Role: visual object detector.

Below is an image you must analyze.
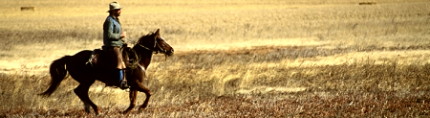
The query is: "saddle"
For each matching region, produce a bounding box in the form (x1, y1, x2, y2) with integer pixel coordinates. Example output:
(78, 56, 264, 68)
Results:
(86, 46, 138, 70)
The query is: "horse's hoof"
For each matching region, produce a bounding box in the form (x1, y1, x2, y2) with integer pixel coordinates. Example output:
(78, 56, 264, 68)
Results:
(123, 107, 134, 114)
(94, 109, 102, 116)
(123, 110, 131, 114)
(96, 113, 105, 116)
(138, 107, 146, 113)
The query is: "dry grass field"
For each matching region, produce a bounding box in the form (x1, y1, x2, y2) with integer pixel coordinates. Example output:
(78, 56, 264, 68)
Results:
(1, 0, 430, 117)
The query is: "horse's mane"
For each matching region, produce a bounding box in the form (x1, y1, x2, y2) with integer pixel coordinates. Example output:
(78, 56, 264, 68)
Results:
(136, 32, 157, 44)
(127, 32, 157, 69)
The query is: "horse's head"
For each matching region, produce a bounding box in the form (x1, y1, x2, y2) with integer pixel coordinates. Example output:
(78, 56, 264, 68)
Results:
(136, 29, 174, 56)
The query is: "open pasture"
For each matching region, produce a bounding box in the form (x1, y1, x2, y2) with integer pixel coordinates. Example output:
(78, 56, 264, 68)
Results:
(1, 0, 430, 117)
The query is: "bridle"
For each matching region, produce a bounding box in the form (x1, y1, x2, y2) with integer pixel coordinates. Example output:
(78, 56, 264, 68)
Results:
(137, 43, 153, 51)
(136, 38, 168, 54)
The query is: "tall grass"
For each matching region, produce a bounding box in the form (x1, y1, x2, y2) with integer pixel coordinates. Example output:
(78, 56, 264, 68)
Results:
(1, 0, 430, 117)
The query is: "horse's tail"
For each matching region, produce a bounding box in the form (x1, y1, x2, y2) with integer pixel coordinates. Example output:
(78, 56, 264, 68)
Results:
(39, 56, 71, 97)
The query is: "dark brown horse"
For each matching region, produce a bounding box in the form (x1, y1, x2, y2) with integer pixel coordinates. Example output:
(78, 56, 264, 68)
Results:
(39, 29, 174, 115)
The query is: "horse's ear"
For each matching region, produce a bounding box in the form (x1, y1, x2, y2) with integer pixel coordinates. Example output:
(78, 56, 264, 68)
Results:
(155, 29, 160, 37)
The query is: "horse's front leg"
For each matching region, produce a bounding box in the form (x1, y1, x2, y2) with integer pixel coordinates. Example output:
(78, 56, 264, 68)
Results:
(124, 81, 151, 113)
(135, 83, 152, 111)
(141, 89, 151, 111)
(123, 89, 137, 114)
(127, 66, 152, 112)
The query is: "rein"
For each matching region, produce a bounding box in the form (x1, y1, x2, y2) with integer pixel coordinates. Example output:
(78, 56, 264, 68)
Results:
(136, 43, 167, 54)
(137, 43, 153, 51)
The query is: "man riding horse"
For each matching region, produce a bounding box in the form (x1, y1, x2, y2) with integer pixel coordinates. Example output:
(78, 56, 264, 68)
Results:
(39, 1, 175, 114)
(103, 1, 128, 89)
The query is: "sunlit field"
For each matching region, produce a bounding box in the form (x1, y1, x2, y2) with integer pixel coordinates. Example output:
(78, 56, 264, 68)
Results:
(1, 0, 430, 117)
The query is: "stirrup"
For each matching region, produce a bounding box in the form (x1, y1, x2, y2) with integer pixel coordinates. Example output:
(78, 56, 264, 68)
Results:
(119, 80, 129, 90)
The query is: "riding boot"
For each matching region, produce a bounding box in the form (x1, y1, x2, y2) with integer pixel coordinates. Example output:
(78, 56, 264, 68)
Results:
(116, 69, 129, 89)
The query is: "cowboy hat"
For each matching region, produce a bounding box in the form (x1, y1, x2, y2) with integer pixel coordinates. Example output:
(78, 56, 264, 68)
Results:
(108, 1, 121, 12)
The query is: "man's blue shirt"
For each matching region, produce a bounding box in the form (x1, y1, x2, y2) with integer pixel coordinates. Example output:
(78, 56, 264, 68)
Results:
(103, 15, 124, 47)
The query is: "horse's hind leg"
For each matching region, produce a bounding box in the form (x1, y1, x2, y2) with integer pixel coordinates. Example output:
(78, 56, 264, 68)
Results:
(74, 82, 100, 115)
(123, 89, 137, 114)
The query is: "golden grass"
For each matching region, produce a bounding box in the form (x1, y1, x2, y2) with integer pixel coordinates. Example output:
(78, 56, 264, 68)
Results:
(1, 0, 430, 117)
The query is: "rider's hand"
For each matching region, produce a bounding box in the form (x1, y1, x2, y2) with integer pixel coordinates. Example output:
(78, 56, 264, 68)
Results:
(121, 31, 127, 39)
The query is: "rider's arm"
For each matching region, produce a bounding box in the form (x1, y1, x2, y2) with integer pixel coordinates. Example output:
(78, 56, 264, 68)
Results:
(106, 18, 122, 41)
